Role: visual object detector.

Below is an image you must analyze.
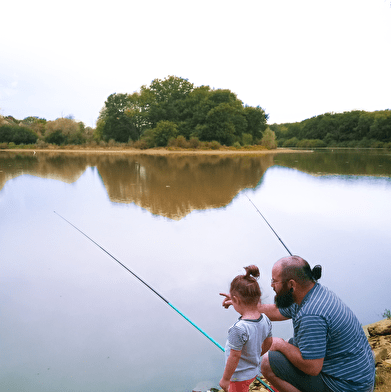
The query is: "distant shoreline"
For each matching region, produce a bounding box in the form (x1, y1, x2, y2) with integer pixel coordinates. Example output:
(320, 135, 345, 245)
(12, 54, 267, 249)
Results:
(1, 147, 304, 156)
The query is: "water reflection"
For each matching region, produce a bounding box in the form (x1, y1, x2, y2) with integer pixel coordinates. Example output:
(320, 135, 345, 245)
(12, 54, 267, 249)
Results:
(1, 150, 391, 392)
(0, 152, 276, 219)
(274, 149, 391, 176)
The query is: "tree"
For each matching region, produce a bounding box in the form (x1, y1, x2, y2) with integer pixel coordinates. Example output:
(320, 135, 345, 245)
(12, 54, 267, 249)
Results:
(198, 103, 238, 146)
(99, 93, 138, 143)
(22, 116, 47, 137)
(45, 118, 86, 145)
(355, 112, 374, 140)
(98, 76, 269, 147)
(188, 90, 249, 145)
(368, 111, 391, 141)
(261, 128, 277, 149)
(153, 121, 178, 147)
(0, 125, 38, 144)
(124, 92, 151, 140)
(177, 85, 211, 138)
(243, 106, 268, 142)
(144, 76, 194, 127)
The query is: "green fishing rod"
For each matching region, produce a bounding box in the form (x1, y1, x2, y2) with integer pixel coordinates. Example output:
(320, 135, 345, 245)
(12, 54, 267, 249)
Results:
(55, 211, 276, 392)
(54, 211, 224, 351)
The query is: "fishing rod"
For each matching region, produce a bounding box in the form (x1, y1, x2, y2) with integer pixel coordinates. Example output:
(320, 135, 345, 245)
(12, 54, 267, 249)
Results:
(245, 194, 292, 256)
(54, 211, 224, 351)
(54, 211, 277, 392)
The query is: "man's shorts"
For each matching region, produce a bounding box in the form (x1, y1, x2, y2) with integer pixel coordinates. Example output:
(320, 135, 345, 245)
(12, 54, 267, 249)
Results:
(268, 350, 333, 392)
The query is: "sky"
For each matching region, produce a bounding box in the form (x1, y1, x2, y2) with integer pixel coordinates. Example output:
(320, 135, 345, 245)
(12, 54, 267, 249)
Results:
(1, 0, 390, 128)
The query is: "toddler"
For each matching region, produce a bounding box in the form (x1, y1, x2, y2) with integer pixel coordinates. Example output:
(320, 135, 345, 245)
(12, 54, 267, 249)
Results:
(220, 265, 272, 392)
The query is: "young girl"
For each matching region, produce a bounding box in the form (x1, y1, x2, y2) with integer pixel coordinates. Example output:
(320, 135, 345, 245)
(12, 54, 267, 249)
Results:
(220, 265, 273, 392)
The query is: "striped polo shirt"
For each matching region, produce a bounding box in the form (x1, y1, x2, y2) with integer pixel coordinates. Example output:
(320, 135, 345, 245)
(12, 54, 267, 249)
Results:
(279, 283, 375, 392)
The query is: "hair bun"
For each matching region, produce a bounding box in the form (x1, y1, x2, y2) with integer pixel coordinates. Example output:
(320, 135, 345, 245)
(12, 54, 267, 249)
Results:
(312, 265, 322, 280)
(244, 265, 260, 279)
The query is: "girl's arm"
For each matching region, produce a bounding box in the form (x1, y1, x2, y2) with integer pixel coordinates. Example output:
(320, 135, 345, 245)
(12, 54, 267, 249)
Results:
(219, 349, 241, 392)
(261, 336, 273, 356)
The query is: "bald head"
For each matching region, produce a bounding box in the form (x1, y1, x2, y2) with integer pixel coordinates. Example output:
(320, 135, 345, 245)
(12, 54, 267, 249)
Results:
(275, 255, 320, 287)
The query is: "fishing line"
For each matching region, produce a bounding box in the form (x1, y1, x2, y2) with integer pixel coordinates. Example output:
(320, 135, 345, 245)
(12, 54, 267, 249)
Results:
(245, 194, 292, 256)
(54, 211, 276, 392)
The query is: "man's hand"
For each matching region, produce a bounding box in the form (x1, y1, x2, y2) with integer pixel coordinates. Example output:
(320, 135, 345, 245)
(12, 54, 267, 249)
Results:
(219, 377, 230, 392)
(270, 337, 285, 351)
(219, 292, 232, 309)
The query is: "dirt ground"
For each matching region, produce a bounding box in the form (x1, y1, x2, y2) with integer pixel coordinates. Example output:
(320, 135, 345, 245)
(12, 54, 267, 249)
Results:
(375, 367, 391, 391)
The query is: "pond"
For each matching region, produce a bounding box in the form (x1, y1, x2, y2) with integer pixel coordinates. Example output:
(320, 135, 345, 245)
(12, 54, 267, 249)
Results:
(1, 149, 391, 392)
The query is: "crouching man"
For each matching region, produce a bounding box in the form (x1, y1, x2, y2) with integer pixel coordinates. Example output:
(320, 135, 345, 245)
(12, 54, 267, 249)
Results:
(222, 256, 375, 392)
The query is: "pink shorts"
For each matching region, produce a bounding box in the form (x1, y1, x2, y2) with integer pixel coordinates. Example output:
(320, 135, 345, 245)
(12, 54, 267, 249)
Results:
(229, 376, 256, 392)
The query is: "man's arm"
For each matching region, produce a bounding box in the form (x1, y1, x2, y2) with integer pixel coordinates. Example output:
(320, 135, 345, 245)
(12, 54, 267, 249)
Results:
(257, 303, 289, 322)
(271, 338, 324, 376)
(220, 293, 288, 321)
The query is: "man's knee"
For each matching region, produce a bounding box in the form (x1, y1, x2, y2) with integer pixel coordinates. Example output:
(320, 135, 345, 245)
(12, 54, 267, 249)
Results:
(261, 353, 274, 378)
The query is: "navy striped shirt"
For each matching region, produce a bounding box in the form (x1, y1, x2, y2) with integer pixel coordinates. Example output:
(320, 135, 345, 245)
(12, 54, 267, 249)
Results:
(279, 283, 375, 392)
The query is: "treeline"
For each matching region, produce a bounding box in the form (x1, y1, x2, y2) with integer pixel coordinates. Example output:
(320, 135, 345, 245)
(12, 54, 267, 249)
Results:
(2, 76, 390, 150)
(0, 115, 93, 147)
(270, 110, 391, 148)
(95, 76, 271, 148)
(0, 76, 275, 150)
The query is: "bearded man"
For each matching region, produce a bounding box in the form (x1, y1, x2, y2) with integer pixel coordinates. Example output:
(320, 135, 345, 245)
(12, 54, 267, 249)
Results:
(221, 256, 375, 392)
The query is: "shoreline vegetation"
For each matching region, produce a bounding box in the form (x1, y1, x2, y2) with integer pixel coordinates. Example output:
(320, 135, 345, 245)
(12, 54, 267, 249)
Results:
(2, 144, 390, 157)
(1, 76, 389, 153)
(0, 145, 299, 155)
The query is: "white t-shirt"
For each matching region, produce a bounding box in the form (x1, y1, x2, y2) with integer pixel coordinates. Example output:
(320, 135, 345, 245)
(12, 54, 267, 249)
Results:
(225, 313, 272, 382)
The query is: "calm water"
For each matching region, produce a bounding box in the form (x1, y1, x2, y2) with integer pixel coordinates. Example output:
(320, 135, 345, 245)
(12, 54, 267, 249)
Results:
(1, 149, 391, 392)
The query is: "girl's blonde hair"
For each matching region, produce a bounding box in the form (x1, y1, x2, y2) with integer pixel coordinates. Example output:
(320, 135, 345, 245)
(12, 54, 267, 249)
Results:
(230, 265, 261, 306)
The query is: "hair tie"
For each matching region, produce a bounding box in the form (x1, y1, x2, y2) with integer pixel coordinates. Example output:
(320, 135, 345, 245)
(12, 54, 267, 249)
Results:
(311, 265, 322, 281)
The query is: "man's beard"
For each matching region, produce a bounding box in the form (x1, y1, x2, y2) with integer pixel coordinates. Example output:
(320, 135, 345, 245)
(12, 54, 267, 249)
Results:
(274, 285, 294, 309)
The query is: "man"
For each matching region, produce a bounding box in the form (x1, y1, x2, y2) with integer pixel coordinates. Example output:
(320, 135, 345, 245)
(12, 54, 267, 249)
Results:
(221, 256, 375, 392)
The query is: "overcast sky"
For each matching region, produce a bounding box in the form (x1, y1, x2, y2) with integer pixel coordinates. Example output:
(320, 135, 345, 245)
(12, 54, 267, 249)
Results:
(1, 0, 390, 127)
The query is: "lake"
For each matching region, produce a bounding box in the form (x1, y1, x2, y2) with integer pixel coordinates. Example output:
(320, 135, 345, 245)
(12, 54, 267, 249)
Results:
(1, 149, 391, 392)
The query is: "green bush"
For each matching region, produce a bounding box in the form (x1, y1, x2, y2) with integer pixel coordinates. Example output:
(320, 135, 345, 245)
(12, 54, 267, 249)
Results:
(0, 125, 38, 144)
(189, 136, 200, 149)
(45, 130, 67, 145)
(369, 140, 384, 148)
(297, 139, 327, 148)
(153, 121, 178, 147)
(242, 133, 253, 146)
(132, 139, 149, 149)
(139, 129, 156, 148)
(168, 135, 190, 148)
(210, 140, 221, 150)
(261, 128, 277, 149)
(233, 141, 241, 149)
(357, 137, 371, 148)
(283, 137, 299, 147)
